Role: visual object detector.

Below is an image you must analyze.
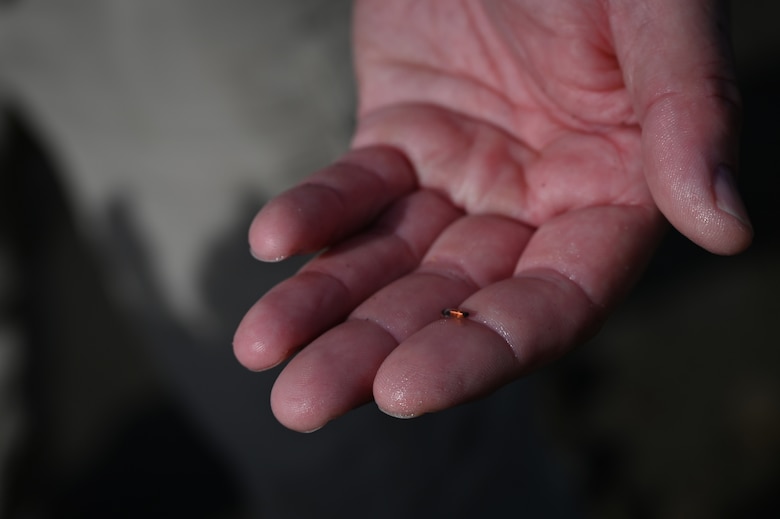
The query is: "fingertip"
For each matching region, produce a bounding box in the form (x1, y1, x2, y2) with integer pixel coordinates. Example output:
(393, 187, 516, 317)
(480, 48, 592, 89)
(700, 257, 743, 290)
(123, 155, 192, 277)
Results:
(373, 371, 427, 419)
(232, 318, 264, 371)
(651, 161, 753, 256)
(247, 197, 309, 262)
(232, 304, 285, 372)
(270, 382, 329, 433)
(270, 319, 398, 431)
(248, 146, 418, 261)
(647, 198, 753, 257)
(372, 336, 445, 419)
(232, 278, 323, 372)
(373, 320, 518, 419)
(269, 352, 337, 433)
(684, 210, 753, 256)
(232, 334, 263, 372)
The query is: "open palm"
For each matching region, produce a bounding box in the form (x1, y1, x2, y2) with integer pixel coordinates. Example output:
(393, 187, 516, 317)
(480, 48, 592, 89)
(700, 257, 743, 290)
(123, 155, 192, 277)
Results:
(234, 0, 751, 432)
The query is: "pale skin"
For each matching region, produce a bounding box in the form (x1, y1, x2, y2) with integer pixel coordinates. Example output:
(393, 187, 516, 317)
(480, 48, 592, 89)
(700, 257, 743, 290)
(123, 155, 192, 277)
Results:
(233, 0, 753, 432)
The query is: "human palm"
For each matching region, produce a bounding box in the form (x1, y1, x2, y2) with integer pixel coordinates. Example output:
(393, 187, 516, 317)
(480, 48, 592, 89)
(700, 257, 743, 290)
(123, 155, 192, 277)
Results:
(234, 0, 751, 432)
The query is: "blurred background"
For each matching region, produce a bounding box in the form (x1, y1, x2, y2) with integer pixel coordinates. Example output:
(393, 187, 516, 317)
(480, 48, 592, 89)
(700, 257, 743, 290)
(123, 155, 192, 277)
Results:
(0, 1, 777, 517)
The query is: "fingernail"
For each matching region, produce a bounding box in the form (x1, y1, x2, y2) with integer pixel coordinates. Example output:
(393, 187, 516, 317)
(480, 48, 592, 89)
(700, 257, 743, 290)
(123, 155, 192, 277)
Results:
(714, 165, 752, 230)
(378, 407, 419, 419)
(249, 247, 287, 262)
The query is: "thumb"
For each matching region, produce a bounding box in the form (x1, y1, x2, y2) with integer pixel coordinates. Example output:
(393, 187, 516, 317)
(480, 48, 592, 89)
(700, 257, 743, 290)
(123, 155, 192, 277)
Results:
(611, 0, 752, 254)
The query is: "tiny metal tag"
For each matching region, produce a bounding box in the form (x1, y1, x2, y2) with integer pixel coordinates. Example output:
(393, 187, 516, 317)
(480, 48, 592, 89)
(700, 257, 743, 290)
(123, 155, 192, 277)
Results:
(441, 308, 469, 319)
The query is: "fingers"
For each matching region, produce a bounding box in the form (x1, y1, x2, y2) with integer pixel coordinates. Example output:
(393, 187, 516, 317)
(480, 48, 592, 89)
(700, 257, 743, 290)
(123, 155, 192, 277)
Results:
(248, 146, 416, 261)
(268, 205, 660, 429)
(233, 189, 460, 371)
(269, 274, 470, 432)
(610, 0, 752, 254)
(373, 204, 664, 418)
(270, 215, 534, 431)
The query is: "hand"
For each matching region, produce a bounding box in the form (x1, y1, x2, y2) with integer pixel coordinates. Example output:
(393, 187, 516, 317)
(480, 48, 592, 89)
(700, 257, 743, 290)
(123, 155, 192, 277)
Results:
(234, 0, 752, 432)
